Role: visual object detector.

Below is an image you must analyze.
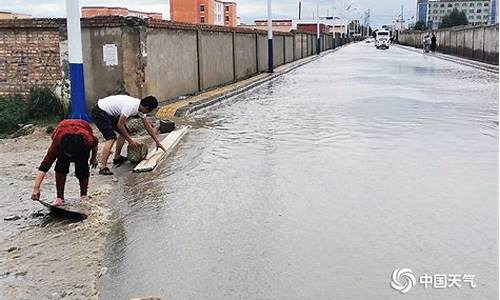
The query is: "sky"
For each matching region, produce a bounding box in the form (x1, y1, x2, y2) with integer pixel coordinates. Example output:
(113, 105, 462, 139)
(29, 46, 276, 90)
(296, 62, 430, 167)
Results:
(0, 0, 416, 28)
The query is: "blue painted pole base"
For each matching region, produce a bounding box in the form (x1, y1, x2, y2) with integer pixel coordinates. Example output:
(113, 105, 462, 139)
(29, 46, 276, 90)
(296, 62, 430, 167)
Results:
(268, 38, 274, 73)
(68, 63, 91, 122)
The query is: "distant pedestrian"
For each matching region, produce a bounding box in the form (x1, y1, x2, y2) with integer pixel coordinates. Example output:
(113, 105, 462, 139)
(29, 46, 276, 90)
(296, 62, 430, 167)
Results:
(431, 33, 437, 52)
(91, 95, 166, 175)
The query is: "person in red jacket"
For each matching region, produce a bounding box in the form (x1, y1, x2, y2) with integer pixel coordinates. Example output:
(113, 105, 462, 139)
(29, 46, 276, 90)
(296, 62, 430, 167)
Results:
(31, 119, 99, 206)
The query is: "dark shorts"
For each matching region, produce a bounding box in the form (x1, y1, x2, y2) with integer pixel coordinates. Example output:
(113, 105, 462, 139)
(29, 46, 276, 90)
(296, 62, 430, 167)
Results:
(91, 105, 129, 140)
(54, 150, 90, 179)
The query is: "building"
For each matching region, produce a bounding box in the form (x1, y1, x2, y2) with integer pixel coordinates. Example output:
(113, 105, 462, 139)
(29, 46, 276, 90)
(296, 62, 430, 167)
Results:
(169, 0, 237, 27)
(0, 11, 32, 19)
(417, 0, 429, 22)
(491, 0, 498, 23)
(82, 7, 163, 19)
(426, 0, 492, 29)
(253, 19, 294, 32)
(296, 22, 331, 34)
(251, 19, 331, 34)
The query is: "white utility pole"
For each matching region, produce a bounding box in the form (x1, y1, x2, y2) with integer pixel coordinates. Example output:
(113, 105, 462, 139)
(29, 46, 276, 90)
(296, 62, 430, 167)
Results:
(267, 0, 273, 73)
(317, 0, 321, 54)
(66, 0, 89, 121)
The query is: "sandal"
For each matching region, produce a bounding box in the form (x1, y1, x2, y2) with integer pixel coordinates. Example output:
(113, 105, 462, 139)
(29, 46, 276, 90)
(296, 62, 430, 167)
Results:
(113, 155, 128, 166)
(52, 198, 65, 207)
(99, 167, 114, 176)
(80, 195, 90, 204)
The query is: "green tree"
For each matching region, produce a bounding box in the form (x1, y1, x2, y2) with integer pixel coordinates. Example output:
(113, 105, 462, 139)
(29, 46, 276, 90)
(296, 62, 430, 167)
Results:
(414, 20, 428, 31)
(440, 8, 468, 28)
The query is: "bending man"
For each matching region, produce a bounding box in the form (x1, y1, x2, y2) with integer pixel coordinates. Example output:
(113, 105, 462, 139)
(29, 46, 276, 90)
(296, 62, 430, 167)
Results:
(91, 95, 166, 175)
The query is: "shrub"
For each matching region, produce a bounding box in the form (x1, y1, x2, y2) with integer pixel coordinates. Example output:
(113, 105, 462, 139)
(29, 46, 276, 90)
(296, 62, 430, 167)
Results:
(0, 94, 28, 134)
(26, 87, 65, 120)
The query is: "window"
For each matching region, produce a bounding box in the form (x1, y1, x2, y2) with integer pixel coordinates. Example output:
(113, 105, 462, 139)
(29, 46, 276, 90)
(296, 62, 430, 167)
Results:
(225, 6, 229, 12)
(469, 9, 475, 12)
(448, 3, 452, 7)
(200, 17, 205, 23)
(440, 4, 445, 7)
(470, 3, 475, 6)
(477, 9, 482, 13)
(484, 2, 489, 6)
(225, 16, 229, 21)
(200, 4, 204, 12)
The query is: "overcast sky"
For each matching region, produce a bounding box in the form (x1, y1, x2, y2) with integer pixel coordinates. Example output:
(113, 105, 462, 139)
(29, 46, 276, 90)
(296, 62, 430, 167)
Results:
(1, 0, 416, 28)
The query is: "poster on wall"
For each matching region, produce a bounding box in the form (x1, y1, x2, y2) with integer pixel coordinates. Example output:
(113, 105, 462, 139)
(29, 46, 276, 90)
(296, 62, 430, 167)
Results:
(103, 44, 118, 66)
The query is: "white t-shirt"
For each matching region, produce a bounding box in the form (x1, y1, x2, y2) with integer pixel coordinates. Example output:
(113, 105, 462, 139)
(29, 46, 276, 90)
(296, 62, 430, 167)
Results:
(97, 95, 145, 118)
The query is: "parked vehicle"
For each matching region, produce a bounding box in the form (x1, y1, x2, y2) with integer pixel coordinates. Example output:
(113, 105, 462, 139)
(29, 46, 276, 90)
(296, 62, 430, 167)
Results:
(375, 30, 390, 49)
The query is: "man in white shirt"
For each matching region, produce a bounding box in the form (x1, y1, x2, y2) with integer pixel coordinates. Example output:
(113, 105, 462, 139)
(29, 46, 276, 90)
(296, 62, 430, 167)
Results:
(91, 95, 166, 175)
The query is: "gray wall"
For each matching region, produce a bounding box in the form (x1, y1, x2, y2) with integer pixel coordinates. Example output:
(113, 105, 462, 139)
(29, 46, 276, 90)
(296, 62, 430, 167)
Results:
(398, 24, 499, 65)
(234, 32, 258, 80)
(143, 28, 199, 101)
(82, 26, 125, 110)
(0, 17, 349, 106)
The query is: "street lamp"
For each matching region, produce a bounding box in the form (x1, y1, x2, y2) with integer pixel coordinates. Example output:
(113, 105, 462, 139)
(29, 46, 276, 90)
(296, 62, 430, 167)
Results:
(66, 0, 90, 121)
(267, 0, 273, 73)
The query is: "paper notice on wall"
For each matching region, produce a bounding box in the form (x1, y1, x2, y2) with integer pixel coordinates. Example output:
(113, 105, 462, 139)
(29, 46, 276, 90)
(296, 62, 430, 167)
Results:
(103, 44, 118, 66)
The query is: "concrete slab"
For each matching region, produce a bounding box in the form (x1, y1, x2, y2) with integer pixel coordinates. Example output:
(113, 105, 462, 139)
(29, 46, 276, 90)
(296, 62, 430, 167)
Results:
(133, 127, 189, 173)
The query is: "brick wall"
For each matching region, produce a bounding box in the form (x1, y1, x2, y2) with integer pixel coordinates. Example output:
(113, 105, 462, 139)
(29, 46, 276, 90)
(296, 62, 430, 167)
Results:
(0, 20, 63, 97)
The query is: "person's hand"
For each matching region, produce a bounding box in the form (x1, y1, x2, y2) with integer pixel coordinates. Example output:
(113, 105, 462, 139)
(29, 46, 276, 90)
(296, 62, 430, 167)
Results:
(90, 158, 98, 169)
(31, 187, 40, 201)
(156, 142, 166, 152)
(130, 140, 141, 149)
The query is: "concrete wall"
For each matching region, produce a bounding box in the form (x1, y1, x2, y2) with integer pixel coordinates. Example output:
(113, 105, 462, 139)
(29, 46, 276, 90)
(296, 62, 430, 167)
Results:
(483, 25, 499, 64)
(273, 35, 284, 67)
(199, 30, 234, 90)
(234, 32, 258, 80)
(143, 28, 199, 101)
(257, 33, 268, 73)
(398, 24, 499, 65)
(285, 35, 294, 63)
(0, 17, 348, 106)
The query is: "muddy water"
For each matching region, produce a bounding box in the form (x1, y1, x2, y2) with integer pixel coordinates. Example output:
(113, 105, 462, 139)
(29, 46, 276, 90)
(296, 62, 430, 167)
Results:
(100, 43, 498, 300)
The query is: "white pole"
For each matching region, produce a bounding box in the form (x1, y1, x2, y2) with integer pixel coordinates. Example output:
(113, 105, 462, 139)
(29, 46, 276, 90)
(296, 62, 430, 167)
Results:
(66, 0, 89, 120)
(317, 0, 321, 54)
(267, 0, 273, 72)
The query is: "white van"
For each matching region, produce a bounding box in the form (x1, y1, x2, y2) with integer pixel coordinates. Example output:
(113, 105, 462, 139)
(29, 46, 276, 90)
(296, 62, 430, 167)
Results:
(375, 30, 390, 49)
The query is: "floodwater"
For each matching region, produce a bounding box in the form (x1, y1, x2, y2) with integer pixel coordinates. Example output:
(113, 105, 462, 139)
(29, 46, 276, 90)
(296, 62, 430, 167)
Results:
(100, 43, 498, 300)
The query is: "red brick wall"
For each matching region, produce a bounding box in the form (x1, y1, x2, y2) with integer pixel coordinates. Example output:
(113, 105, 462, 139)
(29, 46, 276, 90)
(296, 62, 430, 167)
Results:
(224, 3, 237, 27)
(0, 26, 62, 97)
(170, 0, 198, 23)
(297, 24, 330, 34)
(82, 7, 162, 19)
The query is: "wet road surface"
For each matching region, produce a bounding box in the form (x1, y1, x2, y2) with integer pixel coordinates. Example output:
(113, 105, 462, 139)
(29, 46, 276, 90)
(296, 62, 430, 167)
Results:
(100, 43, 498, 300)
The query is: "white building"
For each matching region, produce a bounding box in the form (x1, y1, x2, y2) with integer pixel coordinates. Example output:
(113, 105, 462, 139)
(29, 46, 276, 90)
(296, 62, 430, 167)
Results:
(427, 0, 492, 29)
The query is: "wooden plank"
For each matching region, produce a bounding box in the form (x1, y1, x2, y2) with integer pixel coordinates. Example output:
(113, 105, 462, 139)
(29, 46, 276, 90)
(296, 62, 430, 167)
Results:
(133, 126, 189, 173)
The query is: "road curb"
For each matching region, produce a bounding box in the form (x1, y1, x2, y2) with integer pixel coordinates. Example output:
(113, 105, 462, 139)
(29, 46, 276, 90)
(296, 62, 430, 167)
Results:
(156, 43, 353, 119)
(395, 44, 499, 74)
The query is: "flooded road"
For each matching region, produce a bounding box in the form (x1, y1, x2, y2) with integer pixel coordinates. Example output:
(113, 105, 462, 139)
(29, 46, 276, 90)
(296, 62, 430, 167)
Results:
(100, 43, 498, 300)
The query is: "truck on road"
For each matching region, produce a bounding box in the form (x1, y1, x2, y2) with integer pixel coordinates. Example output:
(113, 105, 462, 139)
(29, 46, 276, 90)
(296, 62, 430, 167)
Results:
(375, 30, 390, 50)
